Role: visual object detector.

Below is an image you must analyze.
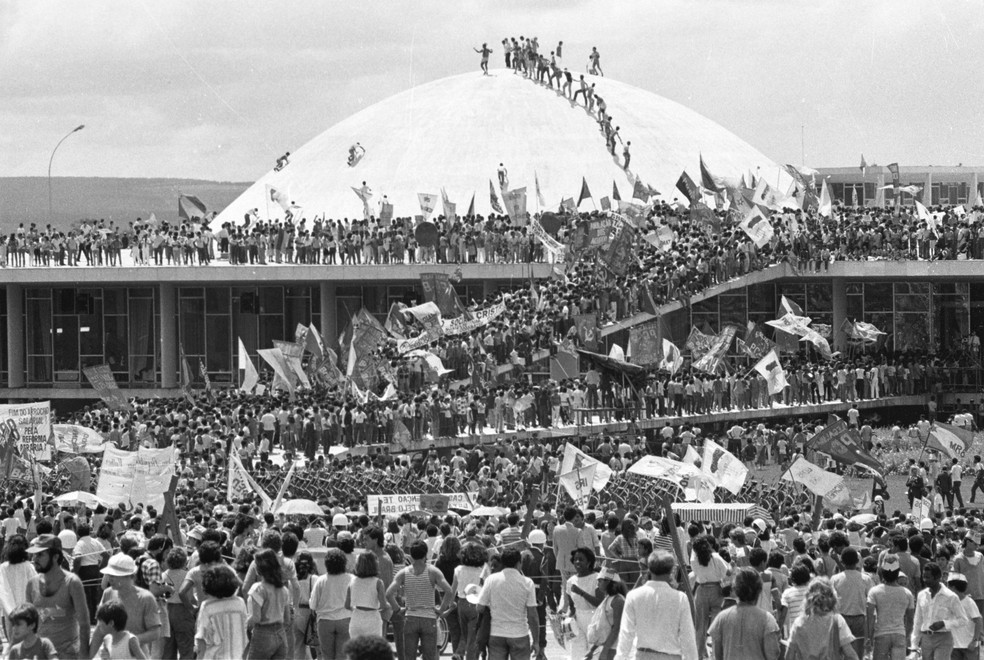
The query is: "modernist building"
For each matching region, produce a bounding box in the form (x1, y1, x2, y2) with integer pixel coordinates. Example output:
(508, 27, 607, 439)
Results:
(816, 165, 984, 207)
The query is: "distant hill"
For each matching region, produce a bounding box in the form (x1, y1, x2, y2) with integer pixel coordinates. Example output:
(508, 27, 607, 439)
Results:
(0, 177, 250, 231)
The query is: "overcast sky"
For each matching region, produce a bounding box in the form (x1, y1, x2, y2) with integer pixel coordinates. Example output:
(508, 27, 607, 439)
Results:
(3, 0, 984, 182)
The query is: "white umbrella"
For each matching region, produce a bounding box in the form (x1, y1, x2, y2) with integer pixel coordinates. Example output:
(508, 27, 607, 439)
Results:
(849, 513, 877, 525)
(275, 499, 325, 516)
(470, 506, 507, 517)
(52, 491, 111, 509)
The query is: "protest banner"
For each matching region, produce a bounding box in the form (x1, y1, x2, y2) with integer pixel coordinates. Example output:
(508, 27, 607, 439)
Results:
(96, 445, 176, 509)
(82, 364, 133, 411)
(692, 325, 738, 374)
(559, 464, 597, 507)
(629, 321, 661, 366)
(560, 443, 613, 492)
(366, 493, 474, 516)
(781, 456, 851, 507)
(701, 439, 748, 495)
(53, 424, 107, 454)
(0, 402, 52, 461)
(627, 455, 703, 489)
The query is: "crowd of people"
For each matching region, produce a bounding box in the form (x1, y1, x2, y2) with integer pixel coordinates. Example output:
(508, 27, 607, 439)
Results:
(0, 388, 982, 660)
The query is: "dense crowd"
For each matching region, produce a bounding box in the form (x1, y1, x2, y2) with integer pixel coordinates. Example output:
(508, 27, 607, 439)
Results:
(0, 387, 982, 660)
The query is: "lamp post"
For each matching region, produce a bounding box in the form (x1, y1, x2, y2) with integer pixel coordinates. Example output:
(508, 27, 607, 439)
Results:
(48, 124, 85, 224)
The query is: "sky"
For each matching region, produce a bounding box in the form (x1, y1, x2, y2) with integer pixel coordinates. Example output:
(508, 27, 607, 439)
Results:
(3, 0, 984, 183)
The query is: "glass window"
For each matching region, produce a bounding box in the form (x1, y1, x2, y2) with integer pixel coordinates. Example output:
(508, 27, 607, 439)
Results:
(693, 299, 717, 315)
(846, 283, 863, 295)
(78, 311, 103, 356)
(863, 283, 893, 311)
(104, 316, 128, 373)
(895, 314, 930, 352)
(205, 316, 232, 373)
(805, 283, 832, 313)
(26, 298, 52, 357)
(719, 293, 746, 328)
(53, 315, 79, 375)
(747, 283, 775, 314)
(205, 288, 230, 315)
(179, 298, 205, 355)
(103, 289, 126, 315)
(259, 287, 283, 314)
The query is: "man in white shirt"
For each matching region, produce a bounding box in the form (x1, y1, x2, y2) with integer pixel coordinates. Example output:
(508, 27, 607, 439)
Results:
(946, 572, 983, 658)
(912, 561, 969, 657)
(616, 550, 697, 660)
(477, 547, 539, 660)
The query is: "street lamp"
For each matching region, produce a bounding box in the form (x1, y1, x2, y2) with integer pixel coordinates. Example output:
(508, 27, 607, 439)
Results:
(48, 124, 85, 225)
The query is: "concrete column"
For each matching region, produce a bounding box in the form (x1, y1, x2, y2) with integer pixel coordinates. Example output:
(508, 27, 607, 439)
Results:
(160, 283, 177, 388)
(832, 279, 847, 352)
(320, 282, 337, 348)
(6, 285, 24, 389)
(874, 173, 886, 207)
(924, 171, 933, 205)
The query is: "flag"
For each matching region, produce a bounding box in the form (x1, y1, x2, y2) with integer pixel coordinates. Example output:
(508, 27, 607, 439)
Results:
(535, 172, 546, 208)
(258, 348, 295, 395)
(420, 273, 464, 318)
(699, 154, 723, 192)
(559, 464, 597, 507)
(228, 453, 272, 510)
(266, 185, 291, 211)
(559, 443, 613, 491)
(860, 154, 867, 176)
(818, 179, 832, 217)
(741, 322, 774, 360)
(660, 339, 684, 374)
(600, 196, 611, 211)
(782, 457, 852, 508)
(574, 313, 599, 350)
(628, 322, 661, 366)
(440, 188, 457, 225)
(351, 185, 372, 204)
(489, 180, 504, 214)
(926, 422, 974, 459)
(178, 194, 207, 220)
(560, 197, 576, 214)
(887, 162, 900, 187)
(503, 187, 528, 225)
(179, 344, 196, 404)
(753, 349, 787, 395)
(392, 419, 412, 449)
(740, 207, 774, 247)
(691, 202, 721, 234)
(418, 192, 438, 220)
(306, 324, 325, 362)
(701, 439, 747, 495)
(613, 181, 622, 202)
(807, 419, 884, 473)
(632, 179, 650, 201)
(780, 295, 805, 317)
(577, 177, 592, 206)
(238, 338, 259, 393)
(466, 193, 475, 218)
(602, 224, 635, 276)
(379, 202, 394, 224)
(676, 171, 700, 203)
(685, 326, 714, 360)
(272, 461, 297, 513)
(608, 344, 626, 362)
(692, 324, 738, 374)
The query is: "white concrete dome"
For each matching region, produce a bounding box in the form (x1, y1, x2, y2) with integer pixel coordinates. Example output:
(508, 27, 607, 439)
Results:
(216, 70, 782, 225)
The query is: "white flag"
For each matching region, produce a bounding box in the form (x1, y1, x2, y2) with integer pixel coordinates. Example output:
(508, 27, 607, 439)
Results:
(740, 206, 774, 248)
(559, 463, 596, 507)
(818, 179, 832, 218)
(781, 456, 851, 507)
(418, 192, 438, 219)
(238, 338, 259, 393)
(608, 344, 626, 362)
(660, 339, 684, 374)
(228, 453, 273, 511)
(753, 349, 788, 395)
(701, 439, 747, 495)
(272, 461, 297, 513)
(560, 443, 612, 492)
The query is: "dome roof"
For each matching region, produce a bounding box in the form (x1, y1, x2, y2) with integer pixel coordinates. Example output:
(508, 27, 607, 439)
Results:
(216, 70, 782, 225)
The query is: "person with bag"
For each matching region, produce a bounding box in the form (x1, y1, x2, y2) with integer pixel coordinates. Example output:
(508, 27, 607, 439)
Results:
(786, 578, 859, 660)
(584, 567, 625, 660)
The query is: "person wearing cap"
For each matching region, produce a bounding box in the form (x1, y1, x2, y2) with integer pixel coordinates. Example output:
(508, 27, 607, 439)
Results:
(865, 554, 914, 659)
(616, 550, 696, 660)
(89, 552, 161, 659)
(946, 571, 983, 659)
(25, 534, 91, 659)
(952, 530, 984, 618)
(912, 560, 969, 658)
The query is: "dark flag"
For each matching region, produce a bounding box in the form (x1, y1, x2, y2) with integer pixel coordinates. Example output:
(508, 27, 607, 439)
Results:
(466, 193, 475, 218)
(577, 177, 592, 207)
(489, 180, 504, 214)
(602, 224, 636, 276)
(690, 202, 721, 234)
(178, 194, 207, 220)
(676, 171, 700, 203)
(613, 181, 622, 202)
(632, 179, 649, 201)
(807, 420, 883, 473)
(421, 272, 465, 318)
(699, 155, 723, 193)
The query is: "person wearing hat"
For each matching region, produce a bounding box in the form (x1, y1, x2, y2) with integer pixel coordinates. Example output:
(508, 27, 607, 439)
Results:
(24, 534, 91, 659)
(91, 553, 162, 658)
(521, 529, 549, 657)
(946, 571, 983, 659)
(865, 554, 914, 657)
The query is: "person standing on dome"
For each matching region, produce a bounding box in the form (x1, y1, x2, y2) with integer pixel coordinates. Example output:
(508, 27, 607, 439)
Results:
(497, 163, 509, 190)
(561, 68, 573, 99)
(622, 142, 631, 171)
(474, 43, 492, 75)
(589, 47, 604, 76)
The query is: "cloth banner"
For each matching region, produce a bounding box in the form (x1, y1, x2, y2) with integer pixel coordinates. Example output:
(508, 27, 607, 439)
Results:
(685, 327, 714, 361)
(418, 193, 437, 219)
(559, 443, 612, 492)
(503, 187, 528, 225)
(385, 303, 411, 339)
(701, 439, 748, 495)
(258, 348, 295, 393)
(692, 325, 738, 373)
(366, 493, 474, 517)
(574, 313, 600, 351)
(96, 446, 176, 509)
(530, 218, 566, 258)
(405, 302, 444, 339)
(559, 464, 597, 507)
(740, 207, 774, 247)
(0, 402, 52, 462)
(602, 224, 636, 276)
(572, 216, 615, 252)
(643, 225, 674, 252)
(628, 456, 703, 489)
(781, 456, 851, 507)
(661, 339, 684, 374)
(808, 420, 884, 473)
(238, 338, 260, 393)
(629, 322, 661, 366)
(53, 424, 107, 454)
(397, 302, 506, 354)
(741, 322, 774, 360)
(421, 272, 464, 318)
(82, 365, 133, 411)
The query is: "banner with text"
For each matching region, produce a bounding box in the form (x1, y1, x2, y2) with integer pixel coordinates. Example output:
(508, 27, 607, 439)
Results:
(96, 446, 176, 509)
(82, 365, 133, 411)
(366, 492, 474, 516)
(0, 402, 52, 461)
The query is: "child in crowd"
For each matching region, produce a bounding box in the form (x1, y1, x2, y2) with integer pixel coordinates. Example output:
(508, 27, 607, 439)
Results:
(93, 600, 146, 660)
(6, 604, 58, 660)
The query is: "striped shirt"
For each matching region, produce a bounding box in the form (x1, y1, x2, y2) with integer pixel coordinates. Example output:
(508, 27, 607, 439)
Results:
(402, 566, 438, 619)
